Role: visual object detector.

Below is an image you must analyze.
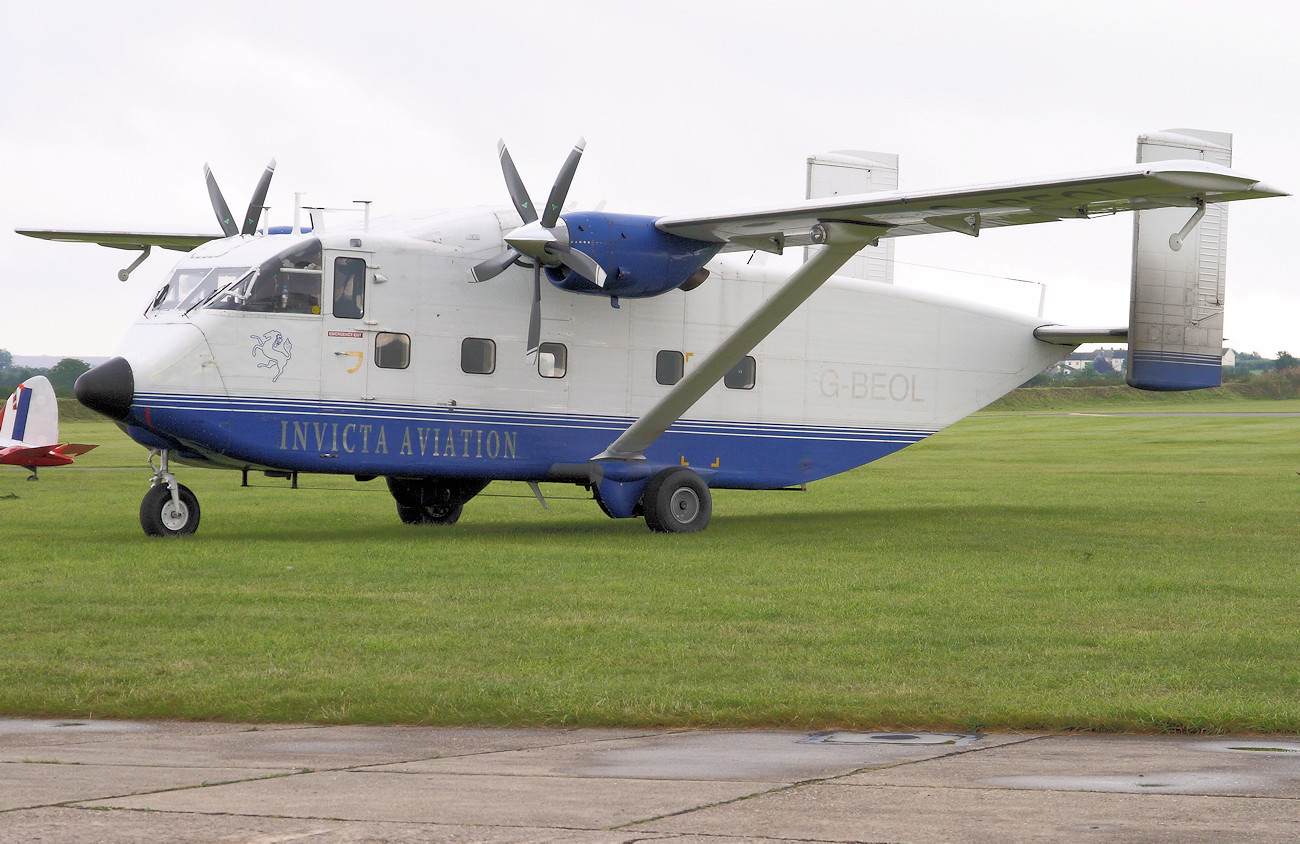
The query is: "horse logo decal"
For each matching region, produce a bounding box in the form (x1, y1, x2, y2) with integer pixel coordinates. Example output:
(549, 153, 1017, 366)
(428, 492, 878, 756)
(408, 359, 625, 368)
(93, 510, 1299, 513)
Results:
(250, 330, 293, 382)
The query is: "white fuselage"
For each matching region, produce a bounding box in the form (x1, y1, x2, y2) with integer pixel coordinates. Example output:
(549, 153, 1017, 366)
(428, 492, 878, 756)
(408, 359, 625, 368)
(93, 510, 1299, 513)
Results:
(111, 207, 1069, 488)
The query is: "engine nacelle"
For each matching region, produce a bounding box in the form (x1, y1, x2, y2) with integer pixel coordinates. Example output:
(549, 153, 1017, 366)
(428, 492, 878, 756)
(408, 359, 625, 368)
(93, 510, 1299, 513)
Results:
(545, 212, 722, 298)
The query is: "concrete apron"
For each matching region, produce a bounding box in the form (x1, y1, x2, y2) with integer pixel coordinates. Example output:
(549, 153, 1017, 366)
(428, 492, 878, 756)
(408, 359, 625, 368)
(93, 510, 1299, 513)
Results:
(2, 718, 1299, 842)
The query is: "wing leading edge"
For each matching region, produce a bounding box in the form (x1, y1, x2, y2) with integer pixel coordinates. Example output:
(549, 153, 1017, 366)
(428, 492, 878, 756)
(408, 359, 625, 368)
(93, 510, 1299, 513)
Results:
(655, 160, 1285, 249)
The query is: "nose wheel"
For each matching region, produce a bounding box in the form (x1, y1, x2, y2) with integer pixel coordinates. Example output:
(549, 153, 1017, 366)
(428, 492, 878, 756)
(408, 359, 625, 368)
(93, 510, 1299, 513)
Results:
(140, 449, 201, 537)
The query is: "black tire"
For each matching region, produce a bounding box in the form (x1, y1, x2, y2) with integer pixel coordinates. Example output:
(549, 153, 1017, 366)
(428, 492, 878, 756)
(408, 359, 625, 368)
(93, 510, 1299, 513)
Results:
(386, 477, 473, 526)
(140, 483, 200, 537)
(641, 468, 711, 533)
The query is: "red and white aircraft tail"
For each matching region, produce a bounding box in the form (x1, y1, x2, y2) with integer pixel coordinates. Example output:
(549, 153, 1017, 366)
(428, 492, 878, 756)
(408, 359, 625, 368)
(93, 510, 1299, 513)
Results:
(0, 375, 96, 478)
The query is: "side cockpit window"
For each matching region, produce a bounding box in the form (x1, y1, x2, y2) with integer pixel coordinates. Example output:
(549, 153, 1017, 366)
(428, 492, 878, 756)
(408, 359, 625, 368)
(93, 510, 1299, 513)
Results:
(206, 239, 323, 314)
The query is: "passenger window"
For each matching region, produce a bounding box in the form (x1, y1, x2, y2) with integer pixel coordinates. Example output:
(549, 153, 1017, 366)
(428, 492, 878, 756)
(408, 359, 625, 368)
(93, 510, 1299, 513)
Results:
(656, 350, 684, 386)
(724, 356, 756, 390)
(376, 333, 410, 369)
(538, 342, 567, 378)
(461, 338, 496, 374)
(333, 257, 366, 319)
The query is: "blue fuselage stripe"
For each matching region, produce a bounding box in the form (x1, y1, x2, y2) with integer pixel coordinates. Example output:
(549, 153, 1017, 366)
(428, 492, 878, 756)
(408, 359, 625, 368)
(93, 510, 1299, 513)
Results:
(129, 393, 936, 488)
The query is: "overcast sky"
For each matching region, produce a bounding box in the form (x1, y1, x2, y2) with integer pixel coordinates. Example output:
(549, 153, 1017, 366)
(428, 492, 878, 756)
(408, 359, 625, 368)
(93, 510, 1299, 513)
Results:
(2, 0, 1296, 358)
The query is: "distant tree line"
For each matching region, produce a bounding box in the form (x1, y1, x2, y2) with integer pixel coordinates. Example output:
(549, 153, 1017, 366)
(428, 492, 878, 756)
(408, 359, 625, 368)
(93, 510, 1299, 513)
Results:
(1022, 349, 1299, 389)
(0, 350, 91, 397)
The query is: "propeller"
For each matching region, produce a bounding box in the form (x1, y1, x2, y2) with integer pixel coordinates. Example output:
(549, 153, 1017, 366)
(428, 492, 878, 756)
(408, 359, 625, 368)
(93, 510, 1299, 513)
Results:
(471, 139, 604, 355)
(204, 159, 277, 237)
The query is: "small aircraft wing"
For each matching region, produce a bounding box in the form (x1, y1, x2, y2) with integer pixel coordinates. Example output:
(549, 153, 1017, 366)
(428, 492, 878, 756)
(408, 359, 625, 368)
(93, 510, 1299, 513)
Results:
(0, 442, 97, 468)
(15, 229, 220, 252)
(656, 160, 1285, 250)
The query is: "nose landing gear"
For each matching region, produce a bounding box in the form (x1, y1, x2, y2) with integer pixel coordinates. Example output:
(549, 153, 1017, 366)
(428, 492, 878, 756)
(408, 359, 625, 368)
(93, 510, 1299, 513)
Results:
(140, 449, 201, 537)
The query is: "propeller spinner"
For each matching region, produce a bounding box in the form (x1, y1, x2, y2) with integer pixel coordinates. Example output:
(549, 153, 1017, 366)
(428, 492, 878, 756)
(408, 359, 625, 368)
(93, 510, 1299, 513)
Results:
(471, 139, 604, 355)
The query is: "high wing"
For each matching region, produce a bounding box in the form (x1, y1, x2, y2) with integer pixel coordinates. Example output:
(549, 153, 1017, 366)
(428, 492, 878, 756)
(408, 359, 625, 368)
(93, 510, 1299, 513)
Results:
(596, 160, 1285, 462)
(656, 160, 1284, 251)
(14, 229, 220, 252)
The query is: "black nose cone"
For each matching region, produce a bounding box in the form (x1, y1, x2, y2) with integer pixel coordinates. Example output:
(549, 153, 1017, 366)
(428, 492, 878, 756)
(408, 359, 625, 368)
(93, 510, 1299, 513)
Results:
(75, 356, 134, 421)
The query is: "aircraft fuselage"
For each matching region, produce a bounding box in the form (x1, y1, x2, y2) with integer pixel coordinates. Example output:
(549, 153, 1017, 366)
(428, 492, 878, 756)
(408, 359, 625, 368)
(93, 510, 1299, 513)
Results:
(82, 207, 1063, 502)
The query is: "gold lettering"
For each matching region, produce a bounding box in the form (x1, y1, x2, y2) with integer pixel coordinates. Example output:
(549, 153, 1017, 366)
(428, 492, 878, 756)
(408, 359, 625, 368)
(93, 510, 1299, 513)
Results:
(502, 430, 516, 459)
(292, 421, 309, 451)
(342, 424, 356, 453)
(313, 422, 328, 450)
(375, 426, 387, 455)
(486, 430, 500, 459)
(279, 420, 288, 450)
(444, 429, 456, 457)
(400, 427, 413, 456)
(359, 424, 372, 453)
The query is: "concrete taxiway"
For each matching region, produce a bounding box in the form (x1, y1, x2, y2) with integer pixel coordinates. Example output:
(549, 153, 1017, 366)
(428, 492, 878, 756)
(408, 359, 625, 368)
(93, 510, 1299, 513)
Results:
(2, 718, 1299, 842)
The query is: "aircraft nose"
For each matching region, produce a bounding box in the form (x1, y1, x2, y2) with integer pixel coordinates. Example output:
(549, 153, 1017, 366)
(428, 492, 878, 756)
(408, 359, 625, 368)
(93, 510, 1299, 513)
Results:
(75, 356, 135, 421)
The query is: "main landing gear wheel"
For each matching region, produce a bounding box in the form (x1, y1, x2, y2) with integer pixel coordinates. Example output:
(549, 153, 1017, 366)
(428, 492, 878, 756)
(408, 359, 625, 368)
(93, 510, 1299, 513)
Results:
(140, 483, 200, 537)
(396, 499, 463, 526)
(641, 468, 712, 534)
(385, 477, 487, 526)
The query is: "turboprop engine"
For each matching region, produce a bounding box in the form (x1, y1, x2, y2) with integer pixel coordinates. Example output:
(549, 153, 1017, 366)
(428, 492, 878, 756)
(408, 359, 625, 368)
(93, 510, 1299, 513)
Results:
(470, 138, 723, 354)
(529, 211, 720, 298)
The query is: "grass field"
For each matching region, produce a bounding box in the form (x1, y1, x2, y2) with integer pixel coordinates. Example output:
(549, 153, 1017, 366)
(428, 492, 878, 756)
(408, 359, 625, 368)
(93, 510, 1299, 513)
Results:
(1, 397, 1297, 733)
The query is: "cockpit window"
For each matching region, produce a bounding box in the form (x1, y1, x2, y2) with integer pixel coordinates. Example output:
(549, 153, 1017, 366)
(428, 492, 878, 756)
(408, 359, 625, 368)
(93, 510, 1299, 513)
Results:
(206, 239, 323, 315)
(149, 266, 251, 313)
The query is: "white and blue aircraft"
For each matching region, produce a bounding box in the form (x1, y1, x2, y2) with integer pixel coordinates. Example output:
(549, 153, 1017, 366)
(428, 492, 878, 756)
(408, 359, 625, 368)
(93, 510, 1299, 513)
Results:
(18, 129, 1284, 536)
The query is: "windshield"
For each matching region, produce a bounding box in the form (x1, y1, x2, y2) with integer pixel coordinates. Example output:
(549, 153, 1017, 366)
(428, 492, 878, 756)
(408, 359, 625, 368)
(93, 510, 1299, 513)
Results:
(149, 266, 251, 313)
(206, 239, 323, 315)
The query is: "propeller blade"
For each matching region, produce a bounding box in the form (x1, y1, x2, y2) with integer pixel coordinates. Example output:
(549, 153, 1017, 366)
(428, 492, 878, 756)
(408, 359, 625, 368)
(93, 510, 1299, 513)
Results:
(546, 241, 606, 288)
(497, 141, 537, 225)
(242, 159, 276, 236)
(540, 137, 586, 229)
(470, 248, 521, 283)
(204, 164, 238, 237)
(527, 263, 542, 356)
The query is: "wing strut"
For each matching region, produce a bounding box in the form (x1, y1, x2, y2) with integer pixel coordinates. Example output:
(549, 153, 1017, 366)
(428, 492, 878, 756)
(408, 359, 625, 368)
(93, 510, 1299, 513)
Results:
(593, 220, 888, 462)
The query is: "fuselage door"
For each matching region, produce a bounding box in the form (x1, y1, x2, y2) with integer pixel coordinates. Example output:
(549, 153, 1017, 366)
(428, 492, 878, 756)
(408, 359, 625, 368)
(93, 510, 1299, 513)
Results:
(321, 251, 372, 401)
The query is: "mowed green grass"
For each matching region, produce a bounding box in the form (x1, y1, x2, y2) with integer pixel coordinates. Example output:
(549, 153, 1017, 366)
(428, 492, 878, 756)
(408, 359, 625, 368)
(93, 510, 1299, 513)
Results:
(1, 403, 1297, 733)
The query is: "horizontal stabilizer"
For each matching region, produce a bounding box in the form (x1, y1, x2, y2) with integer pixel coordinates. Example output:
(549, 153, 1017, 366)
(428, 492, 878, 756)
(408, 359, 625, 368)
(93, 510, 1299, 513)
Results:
(1034, 326, 1128, 346)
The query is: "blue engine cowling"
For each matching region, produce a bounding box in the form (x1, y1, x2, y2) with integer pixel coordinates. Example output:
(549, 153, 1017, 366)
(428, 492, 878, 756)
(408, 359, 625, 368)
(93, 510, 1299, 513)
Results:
(545, 212, 722, 298)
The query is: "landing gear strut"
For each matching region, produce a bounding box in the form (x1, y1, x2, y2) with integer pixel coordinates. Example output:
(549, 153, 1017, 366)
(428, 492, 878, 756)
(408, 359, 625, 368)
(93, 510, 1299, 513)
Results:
(140, 449, 200, 537)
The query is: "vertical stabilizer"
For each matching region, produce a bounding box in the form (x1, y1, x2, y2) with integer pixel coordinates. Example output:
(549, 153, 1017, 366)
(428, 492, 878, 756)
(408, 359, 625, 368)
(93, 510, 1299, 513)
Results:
(0, 376, 60, 447)
(805, 151, 898, 283)
(1127, 129, 1232, 390)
